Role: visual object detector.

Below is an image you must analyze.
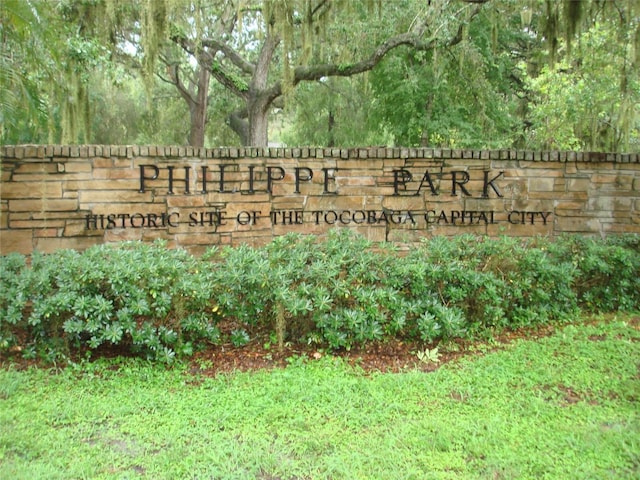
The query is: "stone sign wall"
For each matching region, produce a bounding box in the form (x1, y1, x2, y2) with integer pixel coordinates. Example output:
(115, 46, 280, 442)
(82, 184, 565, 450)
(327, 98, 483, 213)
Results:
(1, 145, 639, 255)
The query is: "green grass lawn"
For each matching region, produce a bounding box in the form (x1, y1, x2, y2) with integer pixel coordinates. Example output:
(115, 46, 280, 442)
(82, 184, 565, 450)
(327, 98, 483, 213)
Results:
(1, 315, 638, 480)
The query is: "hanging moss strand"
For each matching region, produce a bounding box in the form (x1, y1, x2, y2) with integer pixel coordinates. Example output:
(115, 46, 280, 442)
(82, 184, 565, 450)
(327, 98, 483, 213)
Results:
(544, 0, 559, 67)
(563, 0, 583, 56)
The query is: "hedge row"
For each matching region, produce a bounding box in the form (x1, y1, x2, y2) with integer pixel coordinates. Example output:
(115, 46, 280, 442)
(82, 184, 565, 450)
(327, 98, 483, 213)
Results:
(1, 231, 638, 363)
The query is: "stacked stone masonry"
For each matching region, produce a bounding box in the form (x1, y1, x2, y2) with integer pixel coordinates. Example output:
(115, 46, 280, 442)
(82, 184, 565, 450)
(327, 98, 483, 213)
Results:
(1, 145, 638, 255)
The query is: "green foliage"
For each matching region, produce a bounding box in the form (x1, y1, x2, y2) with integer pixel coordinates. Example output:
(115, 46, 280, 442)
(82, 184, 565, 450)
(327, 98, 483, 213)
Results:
(0, 0, 49, 143)
(1, 233, 638, 363)
(3, 0, 638, 150)
(280, 76, 392, 147)
(279, 0, 639, 150)
(405, 235, 581, 334)
(521, 6, 640, 152)
(522, 27, 640, 151)
(0, 241, 219, 363)
(550, 234, 640, 311)
(230, 329, 251, 347)
(368, 31, 521, 149)
(0, 317, 638, 478)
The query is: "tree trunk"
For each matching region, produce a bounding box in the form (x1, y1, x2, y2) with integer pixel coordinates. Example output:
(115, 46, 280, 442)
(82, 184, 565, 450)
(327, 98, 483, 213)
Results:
(217, 64, 273, 147)
(328, 110, 335, 148)
(188, 67, 210, 148)
(189, 102, 207, 148)
(166, 63, 211, 148)
(228, 109, 250, 146)
(228, 96, 277, 147)
(247, 98, 269, 147)
(242, 33, 280, 147)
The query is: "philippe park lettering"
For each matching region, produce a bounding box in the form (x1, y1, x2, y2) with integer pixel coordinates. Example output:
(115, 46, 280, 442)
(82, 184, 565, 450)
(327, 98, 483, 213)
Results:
(138, 164, 338, 194)
(137, 164, 504, 198)
(393, 169, 504, 197)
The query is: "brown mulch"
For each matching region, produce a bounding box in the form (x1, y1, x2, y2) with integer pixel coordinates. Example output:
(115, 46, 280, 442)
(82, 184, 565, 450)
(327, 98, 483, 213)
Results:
(186, 322, 559, 376)
(168, 313, 638, 375)
(5, 316, 634, 376)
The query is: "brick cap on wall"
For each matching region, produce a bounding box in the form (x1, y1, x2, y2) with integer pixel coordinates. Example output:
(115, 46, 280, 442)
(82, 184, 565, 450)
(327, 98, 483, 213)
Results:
(1, 145, 639, 163)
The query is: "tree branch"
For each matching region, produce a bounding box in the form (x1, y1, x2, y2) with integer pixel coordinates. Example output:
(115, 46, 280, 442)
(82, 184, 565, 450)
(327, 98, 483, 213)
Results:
(172, 34, 250, 100)
(260, 4, 483, 112)
(158, 56, 195, 105)
(202, 52, 250, 100)
(251, 33, 280, 92)
(294, 32, 435, 82)
(200, 38, 255, 75)
(310, 0, 331, 19)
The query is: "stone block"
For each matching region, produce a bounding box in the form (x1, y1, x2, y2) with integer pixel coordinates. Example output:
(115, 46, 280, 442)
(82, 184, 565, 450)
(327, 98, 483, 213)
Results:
(587, 196, 632, 212)
(271, 197, 306, 210)
(0, 229, 33, 255)
(34, 236, 102, 254)
(92, 157, 113, 168)
(1, 181, 63, 199)
(13, 162, 58, 174)
(1, 146, 16, 158)
(554, 200, 586, 212)
(167, 195, 207, 208)
(104, 229, 143, 243)
(63, 162, 92, 173)
(64, 219, 103, 237)
(554, 216, 601, 233)
(9, 198, 78, 212)
(34, 228, 61, 238)
(78, 190, 153, 204)
(382, 196, 426, 211)
(9, 218, 65, 229)
(566, 178, 591, 192)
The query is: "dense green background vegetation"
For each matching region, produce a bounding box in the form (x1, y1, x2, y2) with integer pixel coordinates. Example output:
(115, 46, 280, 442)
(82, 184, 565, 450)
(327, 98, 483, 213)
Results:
(2, 0, 638, 150)
(1, 232, 638, 363)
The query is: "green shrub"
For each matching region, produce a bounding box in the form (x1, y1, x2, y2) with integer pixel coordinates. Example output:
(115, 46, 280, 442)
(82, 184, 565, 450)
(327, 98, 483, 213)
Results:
(552, 235, 640, 311)
(406, 235, 580, 334)
(0, 241, 220, 363)
(0, 253, 31, 350)
(207, 231, 407, 350)
(1, 233, 638, 363)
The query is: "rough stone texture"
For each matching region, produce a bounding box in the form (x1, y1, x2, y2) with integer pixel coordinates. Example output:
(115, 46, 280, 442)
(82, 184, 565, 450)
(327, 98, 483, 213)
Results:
(1, 145, 638, 255)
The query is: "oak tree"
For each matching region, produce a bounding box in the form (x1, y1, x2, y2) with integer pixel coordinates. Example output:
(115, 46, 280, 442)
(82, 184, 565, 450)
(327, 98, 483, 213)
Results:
(99, 0, 488, 147)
